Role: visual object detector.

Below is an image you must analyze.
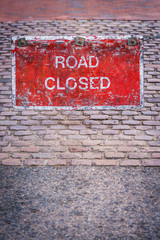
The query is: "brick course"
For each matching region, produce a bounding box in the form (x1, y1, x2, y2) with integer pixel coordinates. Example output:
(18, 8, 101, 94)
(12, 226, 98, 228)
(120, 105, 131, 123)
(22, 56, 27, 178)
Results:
(0, 20, 160, 166)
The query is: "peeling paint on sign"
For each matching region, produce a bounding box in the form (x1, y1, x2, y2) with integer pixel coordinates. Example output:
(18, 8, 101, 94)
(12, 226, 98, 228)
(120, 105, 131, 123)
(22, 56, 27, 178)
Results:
(12, 36, 143, 110)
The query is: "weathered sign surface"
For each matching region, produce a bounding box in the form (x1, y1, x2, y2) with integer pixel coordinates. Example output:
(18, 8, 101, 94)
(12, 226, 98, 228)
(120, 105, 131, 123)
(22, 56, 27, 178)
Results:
(12, 36, 143, 110)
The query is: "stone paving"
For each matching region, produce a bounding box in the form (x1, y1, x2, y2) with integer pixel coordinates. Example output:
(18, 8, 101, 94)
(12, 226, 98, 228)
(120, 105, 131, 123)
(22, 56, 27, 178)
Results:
(0, 166, 160, 240)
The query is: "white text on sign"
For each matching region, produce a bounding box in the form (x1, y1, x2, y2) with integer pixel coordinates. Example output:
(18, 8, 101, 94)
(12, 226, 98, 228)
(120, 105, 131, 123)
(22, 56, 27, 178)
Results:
(55, 56, 99, 68)
(45, 77, 110, 90)
(44, 55, 111, 91)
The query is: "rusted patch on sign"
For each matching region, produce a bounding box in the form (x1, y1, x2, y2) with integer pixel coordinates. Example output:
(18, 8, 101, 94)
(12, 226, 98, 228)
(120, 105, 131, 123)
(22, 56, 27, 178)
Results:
(12, 36, 143, 110)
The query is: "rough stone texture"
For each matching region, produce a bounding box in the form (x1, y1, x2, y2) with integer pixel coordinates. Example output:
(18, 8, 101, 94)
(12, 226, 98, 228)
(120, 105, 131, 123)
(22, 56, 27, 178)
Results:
(0, 0, 160, 21)
(0, 20, 160, 166)
(0, 166, 160, 239)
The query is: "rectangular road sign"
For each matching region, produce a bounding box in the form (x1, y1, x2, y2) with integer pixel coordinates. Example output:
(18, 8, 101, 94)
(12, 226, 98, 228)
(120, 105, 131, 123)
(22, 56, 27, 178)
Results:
(12, 36, 143, 110)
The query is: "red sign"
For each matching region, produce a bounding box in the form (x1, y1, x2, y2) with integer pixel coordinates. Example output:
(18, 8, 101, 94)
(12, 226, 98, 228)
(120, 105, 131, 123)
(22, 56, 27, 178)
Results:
(12, 36, 143, 110)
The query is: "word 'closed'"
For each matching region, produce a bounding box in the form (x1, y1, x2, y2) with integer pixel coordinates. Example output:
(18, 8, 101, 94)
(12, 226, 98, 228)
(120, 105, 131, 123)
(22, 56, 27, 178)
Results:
(45, 77, 110, 90)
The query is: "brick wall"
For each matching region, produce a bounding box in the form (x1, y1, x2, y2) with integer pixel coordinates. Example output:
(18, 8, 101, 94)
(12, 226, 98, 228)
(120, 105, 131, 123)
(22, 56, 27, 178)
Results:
(0, 20, 160, 166)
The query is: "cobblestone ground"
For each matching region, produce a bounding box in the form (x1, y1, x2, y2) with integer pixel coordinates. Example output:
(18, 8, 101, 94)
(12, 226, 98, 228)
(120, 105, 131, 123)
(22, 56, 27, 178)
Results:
(0, 20, 160, 166)
(0, 166, 160, 240)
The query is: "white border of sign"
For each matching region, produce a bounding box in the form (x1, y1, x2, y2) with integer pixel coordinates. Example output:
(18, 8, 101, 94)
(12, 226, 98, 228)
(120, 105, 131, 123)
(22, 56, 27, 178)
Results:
(12, 35, 143, 110)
